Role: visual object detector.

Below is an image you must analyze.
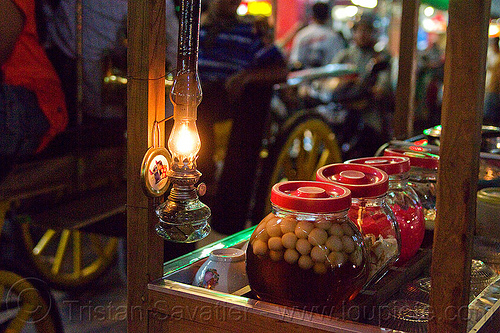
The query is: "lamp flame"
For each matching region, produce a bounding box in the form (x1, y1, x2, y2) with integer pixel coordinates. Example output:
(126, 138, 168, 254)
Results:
(168, 118, 201, 162)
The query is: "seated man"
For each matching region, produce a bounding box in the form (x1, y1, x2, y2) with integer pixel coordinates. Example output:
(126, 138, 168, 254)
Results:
(331, 14, 394, 148)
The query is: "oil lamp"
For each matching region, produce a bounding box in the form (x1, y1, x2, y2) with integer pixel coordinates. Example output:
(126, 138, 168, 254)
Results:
(155, 0, 211, 243)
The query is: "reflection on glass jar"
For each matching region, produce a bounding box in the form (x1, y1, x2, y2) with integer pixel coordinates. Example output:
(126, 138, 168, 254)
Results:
(383, 148, 439, 230)
(246, 181, 368, 310)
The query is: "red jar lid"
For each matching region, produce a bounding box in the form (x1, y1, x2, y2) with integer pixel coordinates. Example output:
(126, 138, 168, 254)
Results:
(383, 148, 439, 170)
(316, 163, 389, 198)
(271, 181, 351, 213)
(345, 156, 410, 176)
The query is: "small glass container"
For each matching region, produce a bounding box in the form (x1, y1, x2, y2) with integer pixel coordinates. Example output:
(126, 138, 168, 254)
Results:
(316, 163, 401, 285)
(246, 181, 368, 309)
(476, 187, 500, 241)
(345, 156, 425, 264)
(383, 148, 439, 230)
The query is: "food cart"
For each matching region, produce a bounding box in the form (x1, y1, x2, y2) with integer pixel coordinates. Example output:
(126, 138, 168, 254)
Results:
(126, 0, 497, 332)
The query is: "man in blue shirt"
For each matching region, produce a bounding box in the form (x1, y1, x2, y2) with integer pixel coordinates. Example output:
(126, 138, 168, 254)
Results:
(197, 0, 287, 235)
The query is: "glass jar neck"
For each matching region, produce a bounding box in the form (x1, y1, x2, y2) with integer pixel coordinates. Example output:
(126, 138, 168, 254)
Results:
(351, 195, 386, 207)
(409, 166, 438, 181)
(271, 204, 349, 220)
(388, 172, 409, 189)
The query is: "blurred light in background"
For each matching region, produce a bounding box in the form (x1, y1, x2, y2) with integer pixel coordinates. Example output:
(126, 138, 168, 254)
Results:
(333, 5, 359, 20)
(238, 0, 272, 17)
(351, 0, 377, 9)
(489, 21, 500, 38)
(424, 6, 435, 17)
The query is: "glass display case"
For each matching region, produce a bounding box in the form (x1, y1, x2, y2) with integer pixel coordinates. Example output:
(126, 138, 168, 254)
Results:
(147, 226, 500, 333)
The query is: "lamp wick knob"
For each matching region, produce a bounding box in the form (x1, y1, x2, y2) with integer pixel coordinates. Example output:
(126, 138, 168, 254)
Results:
(197, 182, 207, 197)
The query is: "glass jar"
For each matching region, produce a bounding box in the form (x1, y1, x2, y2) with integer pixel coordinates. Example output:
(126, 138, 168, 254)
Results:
(316, 164, 401, 285)
(345, 156, 425, 264)
(246, 181, 368, 309)
(476, 187, 500, 241)
(383, 148, 439, 230)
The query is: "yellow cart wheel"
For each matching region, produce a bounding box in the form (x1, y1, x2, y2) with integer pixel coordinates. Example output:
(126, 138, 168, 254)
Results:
(252, 112, 343, 220)
(0, 268, 63, 333)
(270, 117, 342, 185)
(19, 223, 118, 290)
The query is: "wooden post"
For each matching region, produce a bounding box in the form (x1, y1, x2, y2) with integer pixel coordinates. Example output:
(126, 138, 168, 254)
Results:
(127, 0, 167, 332)
(429, 0, 490, 332)
(393, 0, 419, 139)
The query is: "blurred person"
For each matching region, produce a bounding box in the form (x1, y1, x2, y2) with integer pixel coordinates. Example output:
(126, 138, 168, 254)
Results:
(43, 0, 127, 125)
(331, 13, 394, 143)
(0, 0, 68, 181)
(419, 34, 445, 70)
(254, 15, 305, 57)
(44, 0, 179, 126)
(275, 21, 306, 52)
(197, 0, 288, 235)
(486, 36, 500, 83)
(288, 2, 345, 70)
(253, 15, 274, 46)
(414, 33, 445, 129)
(421, 35, 445, 127)
(484, 36, 500, 126)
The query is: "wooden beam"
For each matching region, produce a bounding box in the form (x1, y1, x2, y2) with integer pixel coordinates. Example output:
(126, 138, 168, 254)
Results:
(429, 0, 490, 332)
(127, 0, 167, 331)
(393, 0, 419, 139)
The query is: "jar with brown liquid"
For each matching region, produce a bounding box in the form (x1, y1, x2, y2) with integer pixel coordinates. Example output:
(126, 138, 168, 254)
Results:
(246, 181, 368, 309)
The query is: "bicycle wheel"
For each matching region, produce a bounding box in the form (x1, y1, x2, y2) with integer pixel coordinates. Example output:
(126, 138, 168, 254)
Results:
(0, 261, 64, 333)
(252, 111, 343, 221)
(18, 223, 118, 290)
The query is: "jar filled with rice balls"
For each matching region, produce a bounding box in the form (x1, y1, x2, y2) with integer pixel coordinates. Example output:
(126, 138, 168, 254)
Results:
(246, 181, 369, 309)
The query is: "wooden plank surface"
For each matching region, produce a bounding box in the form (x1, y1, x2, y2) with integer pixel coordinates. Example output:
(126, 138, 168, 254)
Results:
(147, 286, 387, 333)
(24, 185, 126, 231)
(148, 310, 234, 333)
(127, 0, 167, 331)
(0, 156, 75, 201)
(393, 0, 419, 139)
(0, 146, 125, 201)
(429, 1, 491, 332)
